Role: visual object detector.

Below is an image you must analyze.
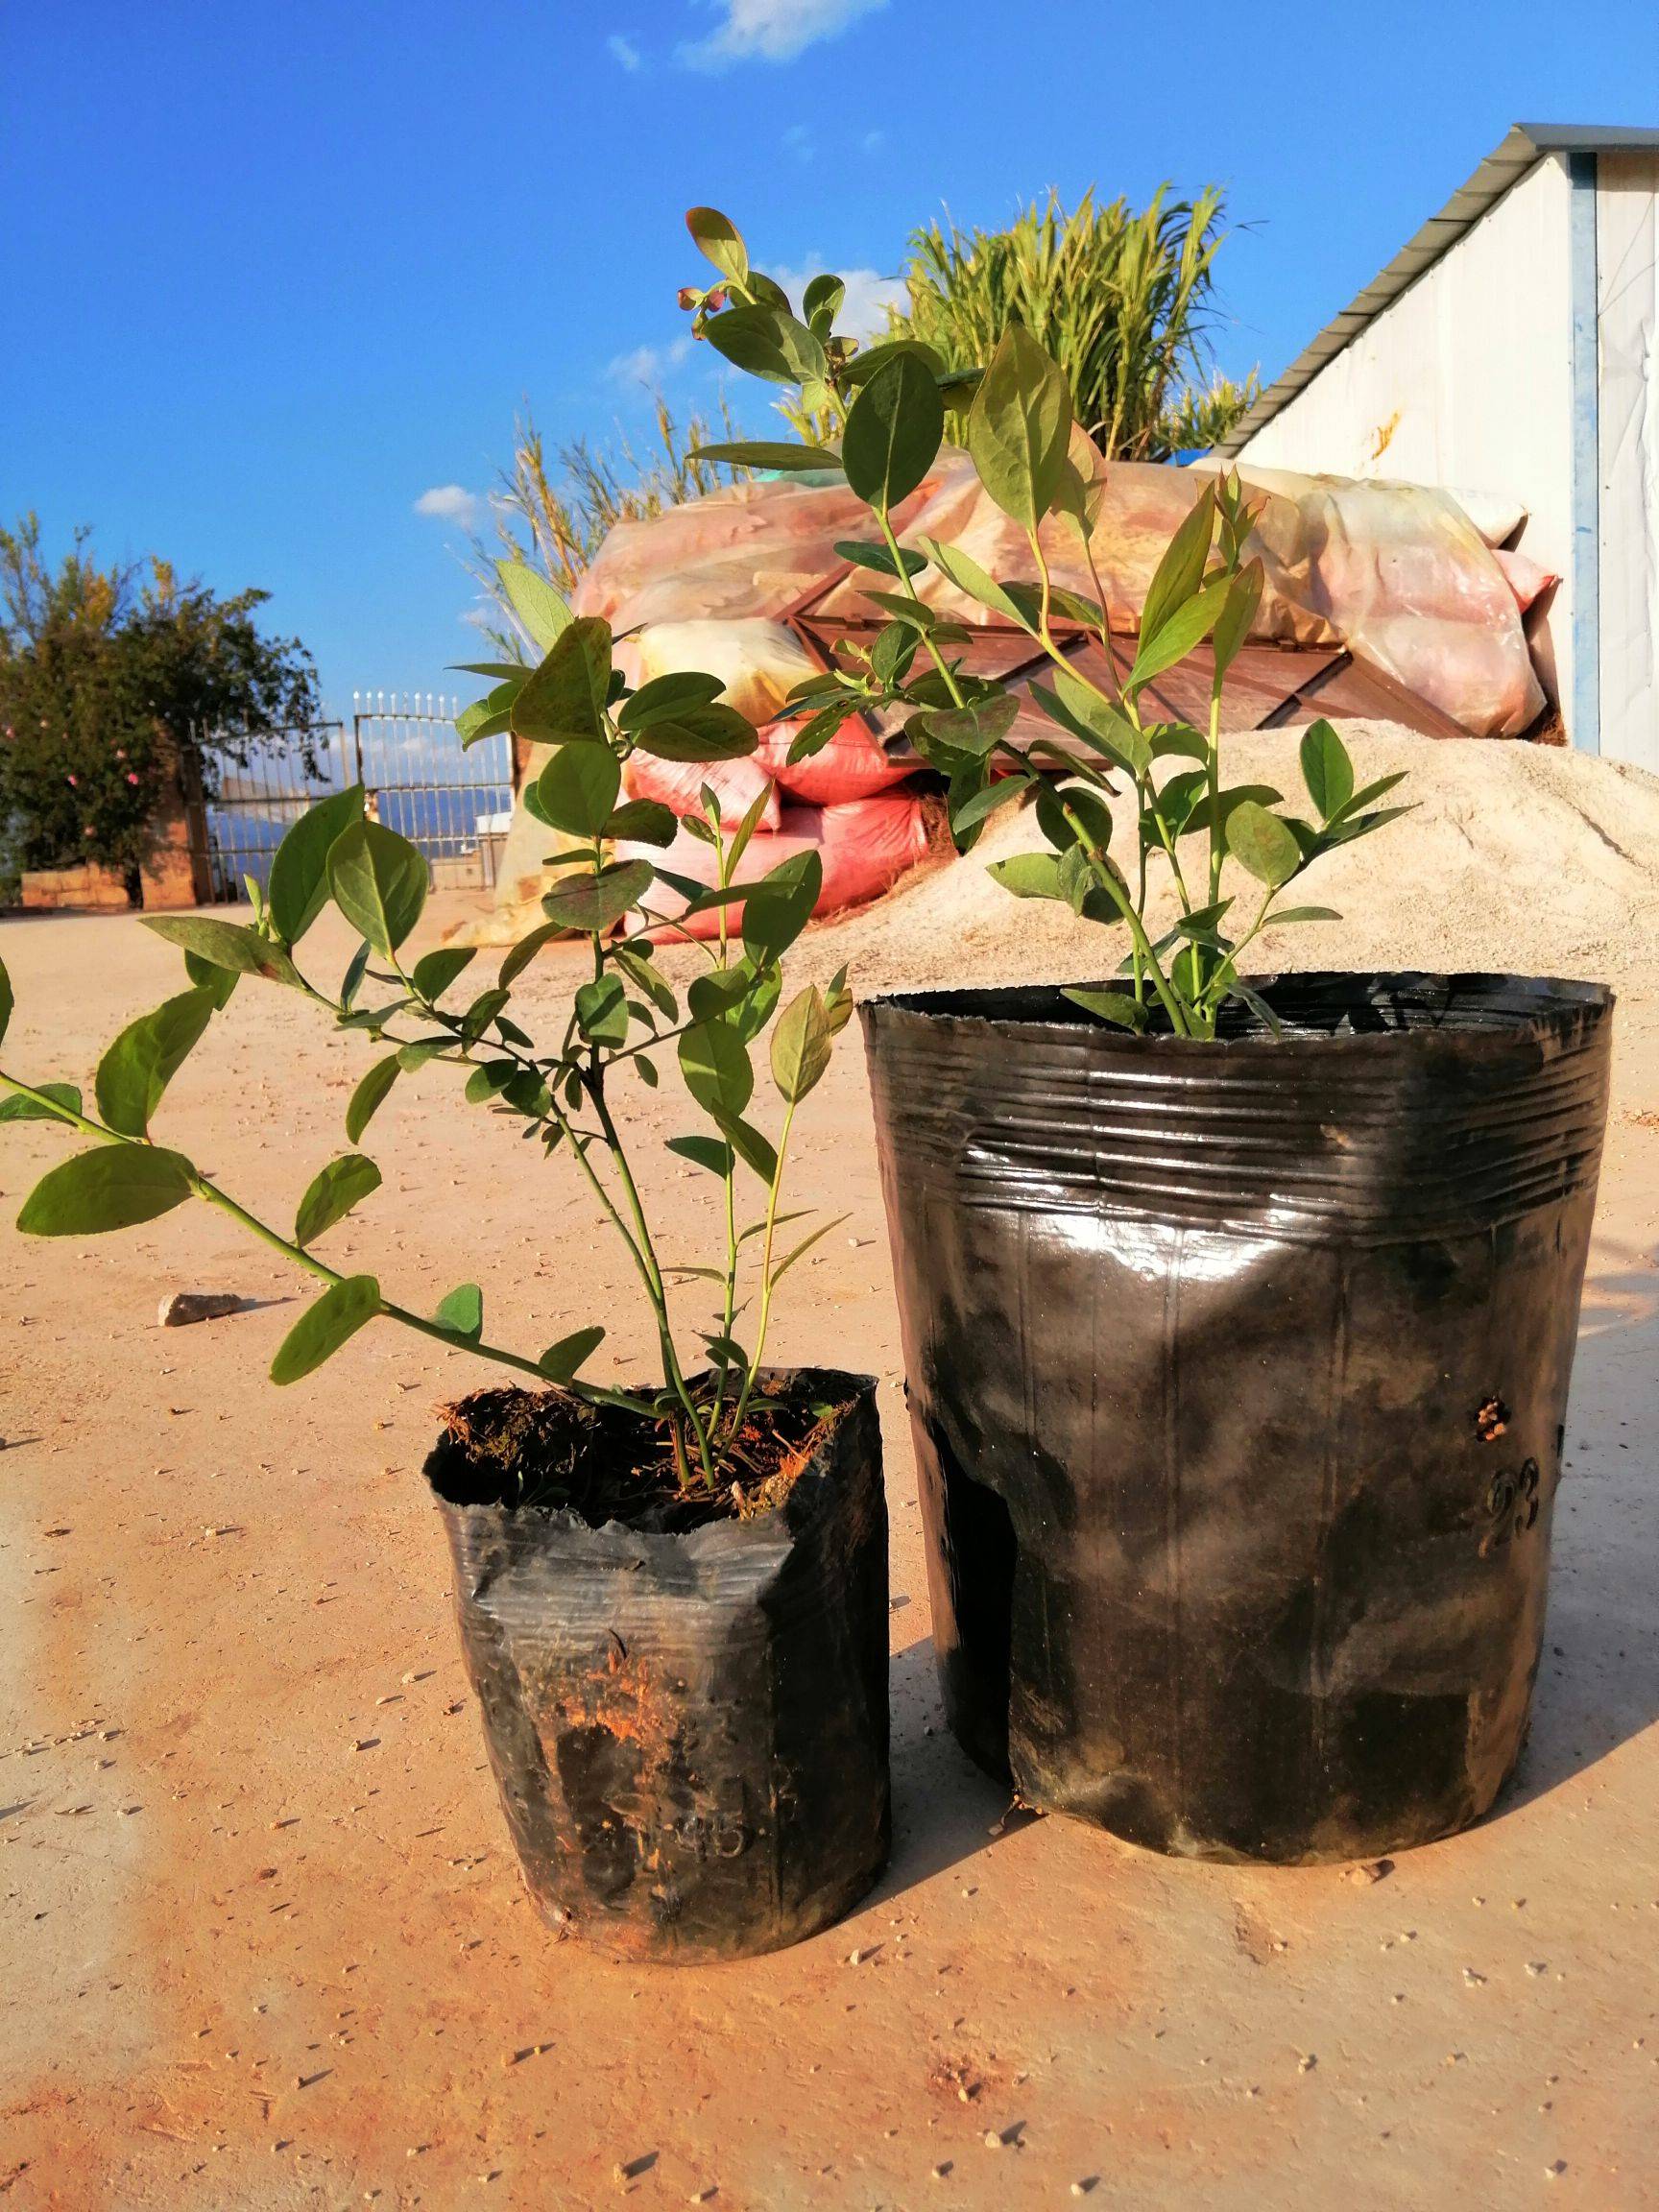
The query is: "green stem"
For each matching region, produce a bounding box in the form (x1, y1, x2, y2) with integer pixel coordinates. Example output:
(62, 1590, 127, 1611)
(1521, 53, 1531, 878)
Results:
(0, 1070, 650, 1414)
(875, 505, 969, 710)
(727, 1094, 797, 1445)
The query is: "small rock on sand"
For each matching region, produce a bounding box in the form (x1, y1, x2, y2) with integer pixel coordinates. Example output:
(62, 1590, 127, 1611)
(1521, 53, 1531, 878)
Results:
(157, 1290, 243, 1328)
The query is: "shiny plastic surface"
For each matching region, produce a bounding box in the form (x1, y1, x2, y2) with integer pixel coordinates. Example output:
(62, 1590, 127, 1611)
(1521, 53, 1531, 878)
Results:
(426, 1370, 889, 1960)
(863, 974, 1613, 1863)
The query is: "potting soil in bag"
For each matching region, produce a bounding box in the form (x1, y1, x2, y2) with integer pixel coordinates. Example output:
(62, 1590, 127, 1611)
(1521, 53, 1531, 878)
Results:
(426, 1370, 890, 1961)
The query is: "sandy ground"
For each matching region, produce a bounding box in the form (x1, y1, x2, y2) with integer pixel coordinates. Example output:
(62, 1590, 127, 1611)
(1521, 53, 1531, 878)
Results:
(2, 728, 1658, 2210)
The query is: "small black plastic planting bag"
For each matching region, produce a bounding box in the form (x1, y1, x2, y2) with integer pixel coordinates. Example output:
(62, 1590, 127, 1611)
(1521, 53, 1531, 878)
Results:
(862, 974, 1613, 1864)
(425, 1368, 889, 1961)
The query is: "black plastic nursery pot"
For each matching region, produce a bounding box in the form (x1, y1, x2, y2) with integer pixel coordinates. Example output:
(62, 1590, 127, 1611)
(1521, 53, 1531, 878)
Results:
(424, 1367, 889, 1962)
(861, 974, 1614, 1865)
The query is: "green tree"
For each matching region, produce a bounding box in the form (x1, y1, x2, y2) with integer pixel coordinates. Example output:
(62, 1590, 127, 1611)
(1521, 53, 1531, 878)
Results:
(885, 187, 1259, 462)
(0, 517, 320, 900)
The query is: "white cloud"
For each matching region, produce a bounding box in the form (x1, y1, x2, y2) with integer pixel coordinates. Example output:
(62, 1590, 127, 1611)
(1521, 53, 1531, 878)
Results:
(681, 0, 885, 68)
(782, 123, 814, 162)
(607, 338, 692, 387)
(772, 261, 907, 348)
(414, 484, 486, 527)
(608, 33, 641, 68)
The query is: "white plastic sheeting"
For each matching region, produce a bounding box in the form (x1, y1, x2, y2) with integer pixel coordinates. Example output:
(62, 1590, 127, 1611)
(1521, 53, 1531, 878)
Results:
(1237, 156, 1579, 732)
(1598, 152, 1659, 773)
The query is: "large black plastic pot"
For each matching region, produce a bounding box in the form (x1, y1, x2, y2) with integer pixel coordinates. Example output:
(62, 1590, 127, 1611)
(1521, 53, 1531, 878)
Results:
(862, 974, 1613, 1864)
(425, 1368, 889, 1961)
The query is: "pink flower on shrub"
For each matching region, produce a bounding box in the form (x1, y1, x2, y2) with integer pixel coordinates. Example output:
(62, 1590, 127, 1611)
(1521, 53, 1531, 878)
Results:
(126, 771, 140, 785)
(66, 773, 79, 786)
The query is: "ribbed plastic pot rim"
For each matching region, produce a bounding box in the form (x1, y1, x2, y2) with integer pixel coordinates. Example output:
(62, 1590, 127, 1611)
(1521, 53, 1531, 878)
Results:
(859, 971, 1614, 1052)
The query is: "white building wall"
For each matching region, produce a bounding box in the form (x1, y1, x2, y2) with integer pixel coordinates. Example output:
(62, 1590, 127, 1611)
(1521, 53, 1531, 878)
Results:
(1237, 156, 1579, 730)
(1598, 151, 1659, 773)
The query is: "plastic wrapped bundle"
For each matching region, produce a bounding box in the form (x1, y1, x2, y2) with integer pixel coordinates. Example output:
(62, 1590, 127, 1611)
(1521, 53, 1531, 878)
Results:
(813, 450, 1546, 738)
(619, 795, 935, 944)
(757, 716, 916, 805)
(573, 474, 936, 632)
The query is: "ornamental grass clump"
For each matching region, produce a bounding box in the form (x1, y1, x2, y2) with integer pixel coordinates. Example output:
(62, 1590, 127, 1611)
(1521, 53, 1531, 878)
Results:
(681, 207, 1407, 1037)
(0, 565, 853, 1494)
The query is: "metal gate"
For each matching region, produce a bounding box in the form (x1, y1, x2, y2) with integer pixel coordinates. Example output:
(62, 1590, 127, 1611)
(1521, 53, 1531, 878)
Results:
(189, 694, 513, 903)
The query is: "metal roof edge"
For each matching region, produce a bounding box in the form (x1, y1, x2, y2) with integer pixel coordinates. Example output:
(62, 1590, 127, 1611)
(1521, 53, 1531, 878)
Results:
(1214, 123, 1659, 457)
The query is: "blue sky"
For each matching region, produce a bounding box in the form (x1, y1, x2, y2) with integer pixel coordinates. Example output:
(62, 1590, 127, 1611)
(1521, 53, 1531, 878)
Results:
(3, 0, 1656, 721)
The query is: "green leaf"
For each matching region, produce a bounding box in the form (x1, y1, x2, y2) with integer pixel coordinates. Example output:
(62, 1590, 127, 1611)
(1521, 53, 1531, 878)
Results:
(538, 1324, 605, 1384)
(1036, 783, 1114, 856)
(182, 950, 239, 1008)
(617, 672, 725, 731)
(686, 204, 748, 285)
(465, 1060, 518, 1103)
(340, 940, 372, 1009)
(346, 1052, 401, 1142)
(987, 852, 1066, 901)
(770, 986, 834, 1103)
(0, 1081, 82, 1125)
(575, 973, 629, 1046)
(613, 946, 678, 1020)
(966, 324, 1072, 531)
(395, 1039, 447, 1072)
(703, 304, 827, 387)
(1129, 577, 1232, 688)
(411, 946, 475, 1002)
(537, 743, 621, 836)
(1147, 723, 1211, 763)
(326, 819, 427, 957)
(1062, 987, 1147, 1030)
(0, 954, 11, 1046)
(715, 1112, 779, 1183)
(913, 695, 1020, 759)
(142, 915, 304, 990)
(632, 703, 757, 763)
(94, 986, 218, 1138)
(741, 849, 822, 966)
(456, 680, 522, 751)
(295, 1152, 383, 1247)
(267, 784, 367, 946)
(842, 349, 944, 511)
(1139, 485, 1216, 650)
(604, 798, 679, 848)
(1264, 904, 1342, 925)
(680, 1020, 754, 1119)
(1299, 719, 1356, 821)
(433, 1282, 484, 1342)
(17, 1143, 194, 1237)
(541, 858, 654, 936)
(1213, 558, 1264, 678)
(686, 440, 843, 474)
(913, 534, 1034, 629)
(495, 561, 572, 653)
(768, 1211, 851, 1286)
(270, 1274, 381, 1385)
(1045, 672, 1150, 776)
(511, 618, 613, 744)
(834, 538, 927, 579)
(667, 1133, 734, 1176)
(1226, 802, 1303, 888)
(950, 775, 1030, 836)
(498, 922, 564, 987)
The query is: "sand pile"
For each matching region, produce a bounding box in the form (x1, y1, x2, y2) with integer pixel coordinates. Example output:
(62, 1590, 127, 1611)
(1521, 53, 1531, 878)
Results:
(787, 723, 1659, 996)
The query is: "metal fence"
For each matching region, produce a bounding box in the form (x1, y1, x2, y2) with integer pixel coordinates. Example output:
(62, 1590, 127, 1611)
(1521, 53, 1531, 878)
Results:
(190, 694, 513, 903)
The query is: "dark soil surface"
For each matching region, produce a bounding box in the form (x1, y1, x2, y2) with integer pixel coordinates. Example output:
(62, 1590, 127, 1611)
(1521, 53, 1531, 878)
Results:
(430, 1375, 849, 1531)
